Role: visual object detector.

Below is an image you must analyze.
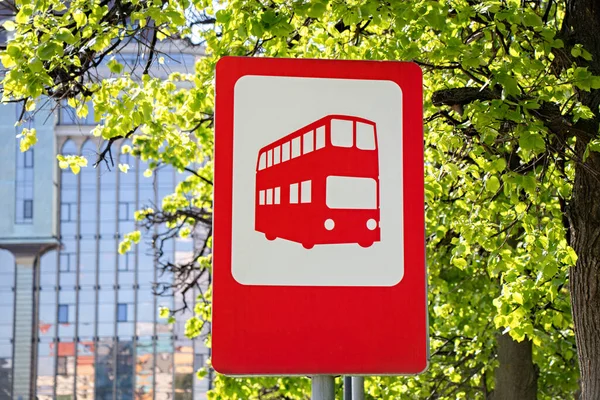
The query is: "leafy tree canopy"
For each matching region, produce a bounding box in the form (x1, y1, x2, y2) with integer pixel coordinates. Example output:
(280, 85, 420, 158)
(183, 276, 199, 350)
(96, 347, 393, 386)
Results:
(3, 0, 600, 398)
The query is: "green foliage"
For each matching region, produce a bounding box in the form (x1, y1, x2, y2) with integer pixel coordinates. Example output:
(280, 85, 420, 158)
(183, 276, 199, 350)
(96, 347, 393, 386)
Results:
(3, 0, 595, 398)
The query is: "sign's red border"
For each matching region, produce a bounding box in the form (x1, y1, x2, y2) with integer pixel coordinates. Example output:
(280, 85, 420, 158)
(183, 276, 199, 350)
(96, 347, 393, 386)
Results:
(213, 56, 427, 375)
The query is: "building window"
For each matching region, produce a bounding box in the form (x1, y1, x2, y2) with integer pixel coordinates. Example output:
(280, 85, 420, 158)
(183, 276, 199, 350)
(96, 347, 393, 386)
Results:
(24, 149, 34, 168)
(15, 133, 34, 224)
(23, 199, 33, 219)
(60, 203, 73, 222)
(117, 304, 128, 322)
(118, 202, 131, 221)
(59, 253, 73, 272)
(59, 99, 96, 125)
(119, 252, 132, 271)
(58, 305, 69, 324)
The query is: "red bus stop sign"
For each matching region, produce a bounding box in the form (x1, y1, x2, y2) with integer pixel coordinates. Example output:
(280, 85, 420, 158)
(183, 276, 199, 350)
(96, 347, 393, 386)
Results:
(213, 57, 427, 375)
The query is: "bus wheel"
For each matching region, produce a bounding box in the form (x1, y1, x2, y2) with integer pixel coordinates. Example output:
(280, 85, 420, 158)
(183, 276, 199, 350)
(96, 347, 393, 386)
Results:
(359, 242, 373, 248)
(265, 233, 276, 241)
(302, 243, 314, 249)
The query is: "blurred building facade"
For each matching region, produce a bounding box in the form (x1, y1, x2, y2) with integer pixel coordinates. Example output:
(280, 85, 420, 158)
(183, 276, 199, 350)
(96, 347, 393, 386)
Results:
(0, 40, 211, 399)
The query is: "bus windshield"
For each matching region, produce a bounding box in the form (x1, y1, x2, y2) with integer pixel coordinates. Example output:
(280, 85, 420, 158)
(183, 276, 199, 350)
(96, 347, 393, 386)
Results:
(326, 176, 377, 209)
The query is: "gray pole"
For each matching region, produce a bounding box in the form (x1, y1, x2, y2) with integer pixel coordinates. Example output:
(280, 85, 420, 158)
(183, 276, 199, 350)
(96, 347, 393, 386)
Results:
(352, 377, 365, 400)
(343, 376, 352, 400)
(312, 375, 335, 400)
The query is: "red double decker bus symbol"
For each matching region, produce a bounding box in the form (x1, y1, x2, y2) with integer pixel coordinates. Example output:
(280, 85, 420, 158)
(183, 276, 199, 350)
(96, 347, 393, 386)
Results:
(255, 115, 381, 249)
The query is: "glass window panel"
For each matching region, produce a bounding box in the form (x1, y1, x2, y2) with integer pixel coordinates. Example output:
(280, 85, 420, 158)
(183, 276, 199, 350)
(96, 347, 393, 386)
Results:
(37, 343, 55, 398)
(95, 339, 115, 397)
(259, 190, 265, 205)
(0, 341, 12, 358)
(258, 153, 266, 170)
(331, 119, 353, 147)
(116, 341, 134, 392)
(273, 146, 280, 165)
(119, 271, 135, 286)
(56, 355, 75, 398)
(58, 304, 69, 323)
(99, 272, 116, 287)
(23, 199, 33, 219)
(282, 142, 290, 162)
(303, 131, 314, 154)
(79, 272, 96, 288)
(136, 338, 154, 397)
(60, 203, 71, 221)
(58, 323, 75, 337)
(0, 326, 11, 339)
(117, 303, 128, 322)
(137, 303, 155, 322)
(98, 304, 115, 323)
(97, 323, 114, 337)
(155, 339, 174, 393)
(137, 289, 153, 304)
(60, 271, 76, 287)
(39, 291, 56, 307)
(76, 340, 95, 399)
(118, 322, 134, 337)
(40, 273, 57, 288)
(78, 323, 94, 337)
(99, 251, 116, 271)
(79, 290, 95, 304)
(136, 322, 154, 337)
(79, 304, 95, 322)
(266, 149, 272, 167)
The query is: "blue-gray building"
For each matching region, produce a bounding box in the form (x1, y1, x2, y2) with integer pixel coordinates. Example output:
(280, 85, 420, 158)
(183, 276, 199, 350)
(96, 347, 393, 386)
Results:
(0, 39, 211, 399)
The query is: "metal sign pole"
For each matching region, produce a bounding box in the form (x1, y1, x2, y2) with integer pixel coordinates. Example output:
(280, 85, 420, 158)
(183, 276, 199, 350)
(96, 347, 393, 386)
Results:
(312, 376, 335, 400)
(352, 377, 365, 400)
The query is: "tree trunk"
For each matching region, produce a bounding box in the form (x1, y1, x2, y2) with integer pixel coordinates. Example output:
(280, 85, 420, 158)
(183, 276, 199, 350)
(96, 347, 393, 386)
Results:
(491, 333, 537, 400)
(561, 1, 600, 398)
(569, 143, 600, 399)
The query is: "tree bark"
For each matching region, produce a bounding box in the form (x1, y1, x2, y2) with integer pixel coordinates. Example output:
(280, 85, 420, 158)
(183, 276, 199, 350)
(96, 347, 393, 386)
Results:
(491, 333, 538, 400)
(561, 1, 600, 398)
(569, 143, 600, 399)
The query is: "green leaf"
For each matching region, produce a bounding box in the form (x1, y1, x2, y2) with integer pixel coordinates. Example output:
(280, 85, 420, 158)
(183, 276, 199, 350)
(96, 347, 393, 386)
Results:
(453, 257, 467, 269)
(107, 58, 124, 74)
(28, 58, 44, 73)
(522, 10, 543, 28)
(56, 28, 77, 45)
(37, 42, 62, 61)
(519, 131, 546, 152)
(73, 10, 87, 28)
(3, 20, 16, 31)
(486, 176, 501, 193)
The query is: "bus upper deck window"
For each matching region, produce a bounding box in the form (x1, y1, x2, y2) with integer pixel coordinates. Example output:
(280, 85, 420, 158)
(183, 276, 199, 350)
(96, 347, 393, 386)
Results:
(316, 126, 325, 150)
(303, 132, 314, 154)
(331, 119, 353, 148)
(282, 142, 290, 162)
(291, 137, 301, 158)
(356, 122, 376, 150)
(267, 149, 273, 167)
(274, 146, 281, 165)
(258, 153, 266, 170)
